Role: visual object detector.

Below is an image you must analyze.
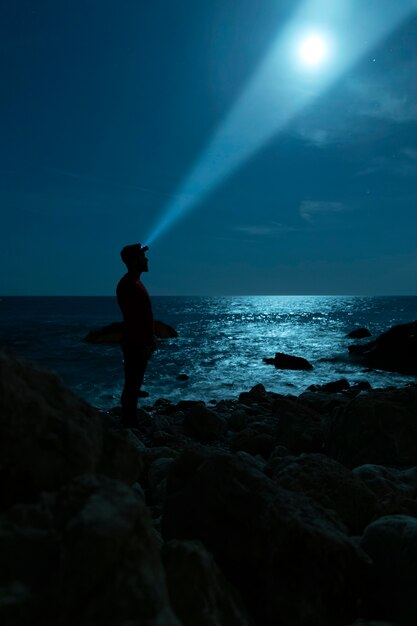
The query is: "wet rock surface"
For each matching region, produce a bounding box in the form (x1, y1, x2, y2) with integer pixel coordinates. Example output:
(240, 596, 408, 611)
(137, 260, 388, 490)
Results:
(263, 351, 314, 370)
(2, 348, 417, 626)
(84, 319, 178, 343)
(348, 320, 417, 375)
(347, 327, 372, 339)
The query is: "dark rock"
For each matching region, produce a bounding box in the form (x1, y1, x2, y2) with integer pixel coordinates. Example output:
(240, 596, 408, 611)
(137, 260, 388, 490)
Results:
(352, 464, 417, 517)
(351, 380, 373, 392)
(0, 351, 144, 510)
(325, 386, 417, 467)
(183, 404, 227, 441)
(154, 320, 178, 339)
(343, 622, 398, 626)
(176, 373, 189, 381)
(83, 319, 178, 344)
(162, 539, 253, 626)
(162, 448, 369, 626)
(227, 408, 248, 432)
(83, 321, 123, 344)
(241, 383, 267, 399)
(148, 457, 176, 507)
(264, 352, 314, 371)
(154, 398, 174, 410)
(0, 474, 181, 626)
(229, 428, 276, 459)
(175, 399, 205, 412)
(348, 320, 417, 375)
(238, 384, 274, 407)
(308, 378, 351, 393)
(272, 396, 325, 453)
(268, 452, 380, 534)
(360, 515, 417, 625)
(347, 327, 372, 339)
(298, 391, 351, 415)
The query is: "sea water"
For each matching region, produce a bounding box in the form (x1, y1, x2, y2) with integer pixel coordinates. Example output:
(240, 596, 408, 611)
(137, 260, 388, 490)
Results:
(1, 295, 416, 409)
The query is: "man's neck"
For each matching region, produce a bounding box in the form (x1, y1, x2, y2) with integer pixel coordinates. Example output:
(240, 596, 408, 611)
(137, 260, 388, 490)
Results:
(128, 269, 142, 280)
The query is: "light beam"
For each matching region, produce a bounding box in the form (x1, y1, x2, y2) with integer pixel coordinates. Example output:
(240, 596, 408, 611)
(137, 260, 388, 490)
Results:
(146, 0, 416, 246)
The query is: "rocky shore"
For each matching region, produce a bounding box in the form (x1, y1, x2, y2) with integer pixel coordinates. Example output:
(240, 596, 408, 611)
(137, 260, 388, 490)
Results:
(1, 348, 417, 626)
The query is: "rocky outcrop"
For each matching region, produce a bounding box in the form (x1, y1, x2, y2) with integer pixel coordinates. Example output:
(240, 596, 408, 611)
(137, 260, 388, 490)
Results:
(84, 319, 178, 343)
(348, 320, 417, 375)
(325, 386, 417, 467)
(161, 448, 369, 626)
(0, 474, 181, 626)
(162, 539, 253, 626)
(0, 351, 144, 510)
(183, 404, 227, 442)
(263, 352, 314, 370)
(352, 465, 417, 517)
(360, 515, 417, 625)
(3, 349, 417, 626)
(307, 378, 372, 394)
(267, 452, 380, 533)
(273, 395, 325, 453)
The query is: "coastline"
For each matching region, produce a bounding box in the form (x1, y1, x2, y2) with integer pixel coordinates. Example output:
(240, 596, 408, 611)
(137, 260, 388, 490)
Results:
(1, 348, 417, 625)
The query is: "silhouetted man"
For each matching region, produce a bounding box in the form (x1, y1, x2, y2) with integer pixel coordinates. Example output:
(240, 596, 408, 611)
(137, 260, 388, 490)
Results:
(117, 243, 155, 428)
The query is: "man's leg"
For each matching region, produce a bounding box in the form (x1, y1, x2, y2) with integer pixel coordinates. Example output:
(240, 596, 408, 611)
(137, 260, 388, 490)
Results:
(120, 343, 149, 426)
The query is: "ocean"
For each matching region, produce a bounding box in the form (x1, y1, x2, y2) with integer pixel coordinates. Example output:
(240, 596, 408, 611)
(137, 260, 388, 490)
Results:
(1, 295, 416, 409)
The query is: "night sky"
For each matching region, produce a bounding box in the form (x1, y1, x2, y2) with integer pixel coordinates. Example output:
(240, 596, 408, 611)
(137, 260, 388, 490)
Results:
(1, 0, 417, 296)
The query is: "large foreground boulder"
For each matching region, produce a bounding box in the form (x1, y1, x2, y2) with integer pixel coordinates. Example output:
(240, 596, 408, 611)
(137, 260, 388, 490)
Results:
(183, 404, 227, 442)
(0, 350, 144, 510)
(348, 320, 417, 375)
(0, 474, 181, 626)
(352, 464, 417, 517)
(325, 386, 417, 467)
(272, 396, 325, 453)
(162, 539, 252, 626)
(360, 515, 417, 625)
(162, 448, 369, 626)
(268, 452, 380, 534)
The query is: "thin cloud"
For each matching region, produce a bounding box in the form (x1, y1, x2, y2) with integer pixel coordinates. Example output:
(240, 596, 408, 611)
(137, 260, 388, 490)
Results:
(295, 127, 334, 147)
(234, 222, 295, 235)
(300, 201, 345, 222)
(357, 148, 417, 177)
(345, 53, 417, 124)
(293, 42, 417, 148)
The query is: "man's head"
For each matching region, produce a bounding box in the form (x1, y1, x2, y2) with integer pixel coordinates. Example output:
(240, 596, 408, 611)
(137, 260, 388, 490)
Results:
(120, 243, 149, 273)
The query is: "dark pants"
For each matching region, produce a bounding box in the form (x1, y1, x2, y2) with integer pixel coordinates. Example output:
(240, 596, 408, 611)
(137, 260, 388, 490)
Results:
(120, 339, 151, 424)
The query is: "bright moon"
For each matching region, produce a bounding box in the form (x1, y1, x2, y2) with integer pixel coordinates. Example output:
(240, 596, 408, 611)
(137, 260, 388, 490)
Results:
(298, 34, 328, 66)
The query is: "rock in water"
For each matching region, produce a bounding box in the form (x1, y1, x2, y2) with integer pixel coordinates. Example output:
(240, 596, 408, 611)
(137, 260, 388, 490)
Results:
(154, 320, 178, 339)
(83, 321, 123, 344)
(346, 327, 372, 339)
(348, 320, 417, 375)
(263, 352, 314, 370)
(84, 319, 178, 343)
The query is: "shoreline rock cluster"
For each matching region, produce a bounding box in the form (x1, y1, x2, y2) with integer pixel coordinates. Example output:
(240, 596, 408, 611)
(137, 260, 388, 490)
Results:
(1, 349, 417, 626)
